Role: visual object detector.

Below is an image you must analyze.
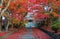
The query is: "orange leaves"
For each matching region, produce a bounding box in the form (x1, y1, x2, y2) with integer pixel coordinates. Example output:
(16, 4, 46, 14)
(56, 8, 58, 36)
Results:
(8, 1, 27, 13)
(20, 0, 28, 3)
(53, 12, 58, 17)
(19, 7, 27, 13)
(8, 0, 28, 12)
(7, 0, 28, 22)
(14, 0, 28, 4)
(8, 1, 15, 10)
(49, 0, 60, 8)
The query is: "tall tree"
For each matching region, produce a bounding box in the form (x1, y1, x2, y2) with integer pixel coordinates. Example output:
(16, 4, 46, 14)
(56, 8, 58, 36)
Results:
(0, 0, 3, 31)
(0, 0, 11, 31)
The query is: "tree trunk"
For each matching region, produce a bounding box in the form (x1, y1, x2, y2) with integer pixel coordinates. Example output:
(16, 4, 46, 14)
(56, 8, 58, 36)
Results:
(0, 16, 2, 31)
(0, 0, 11, 31)
(1, 0, 11, 16)
(5, 21, 9, 31)
(0, 0, 3, 31)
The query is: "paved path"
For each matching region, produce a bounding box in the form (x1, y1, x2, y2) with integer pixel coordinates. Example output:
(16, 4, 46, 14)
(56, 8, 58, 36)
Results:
(6, 28, 52, 39)
(20, 29, 39, 39)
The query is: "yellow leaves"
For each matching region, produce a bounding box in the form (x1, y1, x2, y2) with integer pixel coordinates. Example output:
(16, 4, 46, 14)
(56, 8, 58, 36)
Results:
(13, 18, 20, 24)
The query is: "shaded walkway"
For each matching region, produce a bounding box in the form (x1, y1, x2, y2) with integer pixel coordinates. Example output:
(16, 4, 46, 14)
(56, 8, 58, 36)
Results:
(20, 29, 39, 39)
(6, 28, 52, 39)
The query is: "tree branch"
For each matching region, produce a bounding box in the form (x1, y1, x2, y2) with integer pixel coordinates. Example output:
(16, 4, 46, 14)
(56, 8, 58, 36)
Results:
(1, 0, 11, 16)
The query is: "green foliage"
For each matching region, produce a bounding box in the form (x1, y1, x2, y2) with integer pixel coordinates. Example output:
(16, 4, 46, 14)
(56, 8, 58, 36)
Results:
(50, 13, 58, 21)
(51, 21, 60, 32)
(24, 20, 28, 27)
